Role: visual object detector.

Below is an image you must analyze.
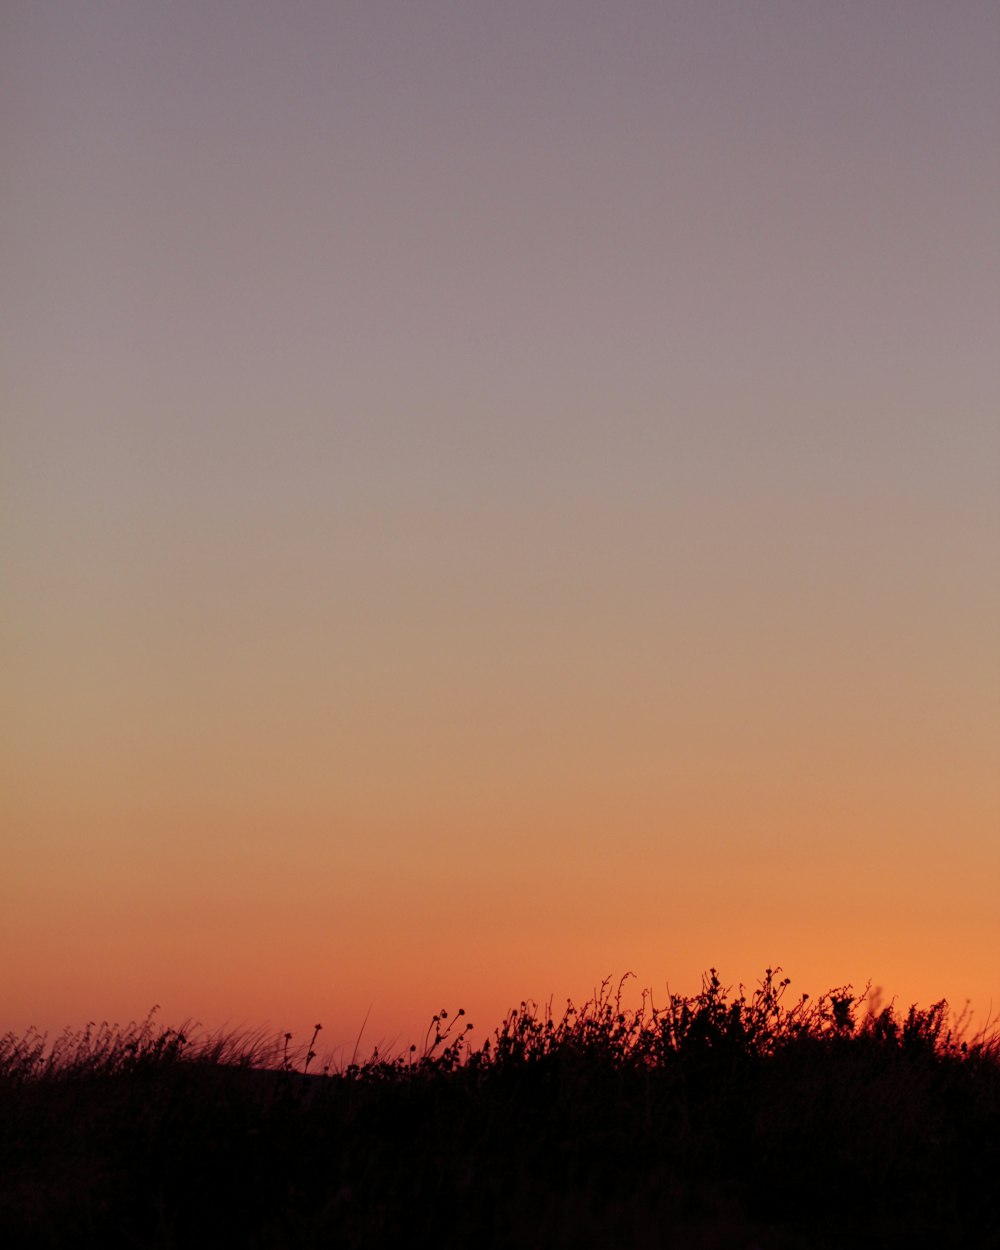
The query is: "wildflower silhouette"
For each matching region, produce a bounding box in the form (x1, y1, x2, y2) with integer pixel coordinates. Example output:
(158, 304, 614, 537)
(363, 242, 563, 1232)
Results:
(2, 969, 997, 1248)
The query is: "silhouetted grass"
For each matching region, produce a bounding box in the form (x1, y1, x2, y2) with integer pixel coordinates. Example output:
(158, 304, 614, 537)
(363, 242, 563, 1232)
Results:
(2, 970, 999, 1248)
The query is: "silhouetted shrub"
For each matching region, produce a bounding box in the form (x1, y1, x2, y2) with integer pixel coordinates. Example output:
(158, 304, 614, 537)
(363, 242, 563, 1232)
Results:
(2, 971, 998, 1248)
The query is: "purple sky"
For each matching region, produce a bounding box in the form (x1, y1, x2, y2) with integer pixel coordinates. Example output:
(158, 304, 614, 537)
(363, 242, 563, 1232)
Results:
(3, 2, 998, 1046)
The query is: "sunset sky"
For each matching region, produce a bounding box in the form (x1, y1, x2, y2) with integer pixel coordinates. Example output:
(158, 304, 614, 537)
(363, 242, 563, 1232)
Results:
(3, 1, 998, 1059)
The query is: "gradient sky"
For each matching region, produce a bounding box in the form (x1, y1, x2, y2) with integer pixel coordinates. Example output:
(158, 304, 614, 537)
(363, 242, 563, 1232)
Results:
(3, 1, 998, 1058)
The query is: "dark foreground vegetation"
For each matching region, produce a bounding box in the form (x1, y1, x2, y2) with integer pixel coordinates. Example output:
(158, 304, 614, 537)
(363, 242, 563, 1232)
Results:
(3, 971, 999, 1249)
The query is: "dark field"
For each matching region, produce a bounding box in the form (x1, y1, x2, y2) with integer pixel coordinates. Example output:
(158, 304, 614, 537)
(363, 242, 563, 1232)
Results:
(3, 971, 999, 1249)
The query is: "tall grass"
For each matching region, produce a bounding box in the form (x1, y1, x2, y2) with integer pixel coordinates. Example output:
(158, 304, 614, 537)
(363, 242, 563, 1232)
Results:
(2, 970, 998, 1248)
